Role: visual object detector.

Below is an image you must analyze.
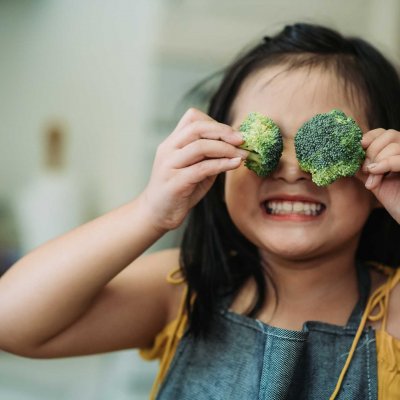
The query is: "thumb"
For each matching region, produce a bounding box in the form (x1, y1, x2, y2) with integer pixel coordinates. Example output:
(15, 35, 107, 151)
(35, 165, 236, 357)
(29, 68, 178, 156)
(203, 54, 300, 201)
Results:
(364, 173, 384, 192)
(356, 170, 384, 206)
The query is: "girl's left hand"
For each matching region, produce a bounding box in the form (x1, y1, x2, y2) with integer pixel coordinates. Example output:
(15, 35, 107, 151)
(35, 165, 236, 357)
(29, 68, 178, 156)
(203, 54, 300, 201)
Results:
(360, 128, 400, 223)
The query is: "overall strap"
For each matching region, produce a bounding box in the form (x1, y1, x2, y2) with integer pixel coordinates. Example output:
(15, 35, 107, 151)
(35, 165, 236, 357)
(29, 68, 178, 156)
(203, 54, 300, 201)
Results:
(345, 260, 371, 329)
(147, 268, 191, 400)
(329, 263, 398, 400)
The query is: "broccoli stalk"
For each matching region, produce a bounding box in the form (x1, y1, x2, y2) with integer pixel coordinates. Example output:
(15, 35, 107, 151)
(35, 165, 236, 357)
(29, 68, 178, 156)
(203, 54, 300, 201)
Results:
(238, 112, 283, 177)
(294, 109, 365, 186)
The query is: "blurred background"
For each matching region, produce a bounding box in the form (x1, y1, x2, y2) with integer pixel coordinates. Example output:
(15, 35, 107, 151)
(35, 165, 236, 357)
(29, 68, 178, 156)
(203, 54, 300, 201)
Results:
(0, 0, 399, 399)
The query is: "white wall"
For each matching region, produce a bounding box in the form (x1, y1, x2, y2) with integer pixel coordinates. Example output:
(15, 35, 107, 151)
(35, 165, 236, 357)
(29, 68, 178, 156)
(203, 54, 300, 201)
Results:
(0, 0, 164, 213)
(0, 2, 163, 399)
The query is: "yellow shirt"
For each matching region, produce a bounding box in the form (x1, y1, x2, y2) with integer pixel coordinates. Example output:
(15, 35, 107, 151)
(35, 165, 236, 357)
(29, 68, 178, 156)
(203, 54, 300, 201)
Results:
(367, 265, 400, 399)
(140, 266, 400, 399)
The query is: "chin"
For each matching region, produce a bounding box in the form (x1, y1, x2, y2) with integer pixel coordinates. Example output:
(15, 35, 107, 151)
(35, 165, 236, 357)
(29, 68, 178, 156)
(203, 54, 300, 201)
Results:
(262, 240, 322, 261)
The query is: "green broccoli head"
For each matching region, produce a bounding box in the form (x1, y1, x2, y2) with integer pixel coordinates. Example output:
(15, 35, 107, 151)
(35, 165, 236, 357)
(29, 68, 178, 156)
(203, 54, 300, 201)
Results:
(294, 109, 365, 186)
(238, 112, 283, 177)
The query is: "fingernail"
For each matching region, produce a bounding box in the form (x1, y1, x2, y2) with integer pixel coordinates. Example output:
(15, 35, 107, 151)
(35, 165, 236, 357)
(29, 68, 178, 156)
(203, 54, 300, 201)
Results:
(365, 174, 374, 188)
(238, 150, 249, 159)
(230, 157, 242, 165)
(234, 131, 244, 140)
(367, 162, 378, 170)
(363, 157, 370, 171)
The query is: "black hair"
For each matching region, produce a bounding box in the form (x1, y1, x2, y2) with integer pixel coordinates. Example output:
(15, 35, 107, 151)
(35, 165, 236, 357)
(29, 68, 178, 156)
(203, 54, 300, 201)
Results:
(179, 23, 400, 337)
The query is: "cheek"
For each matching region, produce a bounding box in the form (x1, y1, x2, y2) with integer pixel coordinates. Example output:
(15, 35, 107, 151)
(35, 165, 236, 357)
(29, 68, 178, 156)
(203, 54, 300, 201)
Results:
(224, 168, 259, 219)
(329, 180, 375, 230)
(225, 173, 244, 219)
(225, 167, 248, 200)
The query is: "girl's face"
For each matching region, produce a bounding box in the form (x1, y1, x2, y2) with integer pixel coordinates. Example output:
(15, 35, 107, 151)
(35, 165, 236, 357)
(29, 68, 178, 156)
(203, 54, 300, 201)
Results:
(225, 65, 377, 262)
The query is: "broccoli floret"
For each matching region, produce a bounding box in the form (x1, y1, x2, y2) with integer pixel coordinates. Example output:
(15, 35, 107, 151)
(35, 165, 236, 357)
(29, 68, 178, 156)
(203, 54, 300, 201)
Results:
(238, 112, 283, 177)
(294, 109, 365, 186)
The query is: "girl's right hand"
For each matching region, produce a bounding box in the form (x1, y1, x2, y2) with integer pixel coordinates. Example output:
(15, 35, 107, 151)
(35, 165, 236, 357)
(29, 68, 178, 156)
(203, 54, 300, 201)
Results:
(141, 108, 248, 232)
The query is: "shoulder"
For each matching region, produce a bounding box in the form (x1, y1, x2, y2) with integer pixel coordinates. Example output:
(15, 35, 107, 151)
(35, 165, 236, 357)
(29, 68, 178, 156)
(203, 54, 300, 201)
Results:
(369, 266, 400, 340)
(123, 248, 186, 324)
(386, 268, 400, 340)
(123, 247, 180, 280)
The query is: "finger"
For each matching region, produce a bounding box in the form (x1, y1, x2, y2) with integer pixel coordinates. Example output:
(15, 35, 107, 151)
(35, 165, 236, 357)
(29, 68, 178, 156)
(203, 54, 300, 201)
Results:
(173, 139, 248, 169)
(172, 119, 243, 148)
(362, 130, 400, 171)
(182, 157, 243, 184)
(361, 128, 386, 149)
(374, 141, 400, 161)
(365, 173, 384, 190)
(367, 155, 400, 175)
(157, 109, 216, 156)
(174, 108, 213, 132)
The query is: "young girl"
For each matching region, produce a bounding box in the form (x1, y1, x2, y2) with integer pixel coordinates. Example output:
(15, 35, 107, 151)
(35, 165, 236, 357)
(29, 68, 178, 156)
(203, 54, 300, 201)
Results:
(1, 23, 400, 399)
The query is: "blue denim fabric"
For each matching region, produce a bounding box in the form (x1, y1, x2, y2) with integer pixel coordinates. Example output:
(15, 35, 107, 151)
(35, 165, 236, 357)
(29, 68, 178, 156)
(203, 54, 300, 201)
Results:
(157, 262, 377, 399)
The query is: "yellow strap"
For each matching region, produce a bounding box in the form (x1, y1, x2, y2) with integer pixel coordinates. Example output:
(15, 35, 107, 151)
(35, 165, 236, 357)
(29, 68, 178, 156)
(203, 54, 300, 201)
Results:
(148, 288, 189, 399)
(329, 266, 399, 399)
(148, 269, 194, 400)
(166, 267, 185, 284)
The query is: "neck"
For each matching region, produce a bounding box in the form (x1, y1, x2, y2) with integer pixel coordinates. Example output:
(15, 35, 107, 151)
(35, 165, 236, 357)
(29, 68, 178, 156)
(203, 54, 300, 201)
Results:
(257, 246, 360, 328)
(262, 252, 358, 301)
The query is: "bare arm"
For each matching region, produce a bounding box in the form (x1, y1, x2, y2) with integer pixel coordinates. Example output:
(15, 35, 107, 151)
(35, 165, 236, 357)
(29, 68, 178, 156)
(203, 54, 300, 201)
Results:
(0, 196, 167, 356)
(0, 108, 246, 358)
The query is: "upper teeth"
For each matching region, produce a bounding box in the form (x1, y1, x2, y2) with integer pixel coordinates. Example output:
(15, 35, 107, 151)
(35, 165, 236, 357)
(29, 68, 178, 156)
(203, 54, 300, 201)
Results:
(266, 201, 323, 216)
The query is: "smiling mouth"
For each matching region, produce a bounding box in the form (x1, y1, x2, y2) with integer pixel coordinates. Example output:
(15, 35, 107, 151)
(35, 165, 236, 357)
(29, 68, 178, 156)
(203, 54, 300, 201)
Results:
(264, 200, 326, 216)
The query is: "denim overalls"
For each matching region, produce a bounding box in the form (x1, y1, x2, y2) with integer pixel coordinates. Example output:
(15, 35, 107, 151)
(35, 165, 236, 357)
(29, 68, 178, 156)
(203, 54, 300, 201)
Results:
(156, 262, 377, 399)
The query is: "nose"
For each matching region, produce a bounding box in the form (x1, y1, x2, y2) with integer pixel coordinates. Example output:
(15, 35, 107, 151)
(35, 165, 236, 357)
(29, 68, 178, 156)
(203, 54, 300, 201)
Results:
(270, 138, 311, 183)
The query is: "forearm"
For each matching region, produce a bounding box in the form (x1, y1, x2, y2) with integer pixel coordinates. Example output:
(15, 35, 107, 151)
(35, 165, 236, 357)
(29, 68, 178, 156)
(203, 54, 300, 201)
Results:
(0, 194, 164, 349)
(0, 108, 245, 353)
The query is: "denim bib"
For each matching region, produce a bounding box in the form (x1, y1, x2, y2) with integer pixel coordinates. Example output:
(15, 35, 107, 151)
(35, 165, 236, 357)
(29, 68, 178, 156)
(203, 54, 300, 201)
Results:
(156, 262, 377, 399)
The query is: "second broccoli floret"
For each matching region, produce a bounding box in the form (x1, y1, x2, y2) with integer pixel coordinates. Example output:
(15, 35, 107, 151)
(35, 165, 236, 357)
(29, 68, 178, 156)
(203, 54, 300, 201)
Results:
(239, 112, 283, 177)
(294, 109, 365, 186)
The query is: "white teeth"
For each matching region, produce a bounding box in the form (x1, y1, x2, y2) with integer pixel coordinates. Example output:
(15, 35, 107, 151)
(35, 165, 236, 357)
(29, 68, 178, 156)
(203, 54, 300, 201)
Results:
(266, 200, 323, 216)
(293, 201, 303, 212)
